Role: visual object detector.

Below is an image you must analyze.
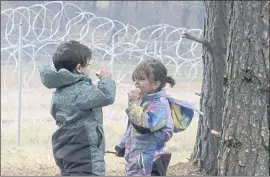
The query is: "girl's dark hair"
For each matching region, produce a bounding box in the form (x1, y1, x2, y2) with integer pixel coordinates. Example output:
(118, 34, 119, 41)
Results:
(52, 40, 92, 72)
(132, 59, 176, 91)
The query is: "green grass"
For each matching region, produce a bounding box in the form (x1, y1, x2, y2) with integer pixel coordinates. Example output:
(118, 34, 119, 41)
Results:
(1, 119, 199, 176)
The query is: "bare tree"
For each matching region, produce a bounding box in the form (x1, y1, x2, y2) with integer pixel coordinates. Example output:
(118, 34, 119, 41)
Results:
(183, 1, 228, 175)
(184, 1, 269, 175)
(107, 1, 125, 46)
(218, 1, 269, 175)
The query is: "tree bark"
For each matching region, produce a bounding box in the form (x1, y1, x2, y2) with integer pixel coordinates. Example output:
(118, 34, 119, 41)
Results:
(218, 1, 269, 175)
(190, 1, 228, 175)
(107, 1, 124, 47)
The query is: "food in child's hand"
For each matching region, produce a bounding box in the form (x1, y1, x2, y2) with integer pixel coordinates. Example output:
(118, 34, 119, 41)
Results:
(134, 87, 142, 94)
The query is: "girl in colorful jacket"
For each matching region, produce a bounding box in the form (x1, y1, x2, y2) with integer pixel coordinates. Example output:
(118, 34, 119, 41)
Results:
(116, 59, 175, 176)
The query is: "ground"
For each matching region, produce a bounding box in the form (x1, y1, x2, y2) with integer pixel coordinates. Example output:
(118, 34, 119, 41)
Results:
(1, 62, 203, 176)
(1, 121, 201, 176)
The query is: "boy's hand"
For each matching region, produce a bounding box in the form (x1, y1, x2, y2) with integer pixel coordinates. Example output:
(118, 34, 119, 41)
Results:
(96, 68, 112, 78)
(127, 88, 142, 101)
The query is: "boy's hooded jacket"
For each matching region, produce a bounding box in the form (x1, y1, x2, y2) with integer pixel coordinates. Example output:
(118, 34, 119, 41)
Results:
(39, 65, 116, 176)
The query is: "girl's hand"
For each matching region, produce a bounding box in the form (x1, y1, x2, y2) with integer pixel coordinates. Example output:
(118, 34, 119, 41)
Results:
(127, 88, 142, 101)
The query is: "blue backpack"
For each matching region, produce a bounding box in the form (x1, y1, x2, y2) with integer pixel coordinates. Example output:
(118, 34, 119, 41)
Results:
(167, 97, 203, 133)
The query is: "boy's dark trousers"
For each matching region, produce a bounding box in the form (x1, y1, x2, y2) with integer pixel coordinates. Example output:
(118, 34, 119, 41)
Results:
(115, 146, 171, 176)
(52, 126, 105, 176)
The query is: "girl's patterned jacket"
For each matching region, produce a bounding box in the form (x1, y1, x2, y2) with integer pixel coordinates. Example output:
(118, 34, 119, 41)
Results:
(120, 90, 174, 155)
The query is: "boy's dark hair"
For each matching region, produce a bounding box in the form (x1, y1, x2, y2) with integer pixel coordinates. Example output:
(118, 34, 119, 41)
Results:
(52, 40, 92, 72)
(132, 59, 176, 91)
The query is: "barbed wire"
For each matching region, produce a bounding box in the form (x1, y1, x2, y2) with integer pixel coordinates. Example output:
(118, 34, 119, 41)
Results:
(1, 1, 203, 122)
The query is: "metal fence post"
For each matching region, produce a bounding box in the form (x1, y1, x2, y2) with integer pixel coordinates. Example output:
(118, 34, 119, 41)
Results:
(17, 23, 23, 145)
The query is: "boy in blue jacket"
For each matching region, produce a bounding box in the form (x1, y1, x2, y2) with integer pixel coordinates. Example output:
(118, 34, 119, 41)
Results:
(39, 40, 116, 176)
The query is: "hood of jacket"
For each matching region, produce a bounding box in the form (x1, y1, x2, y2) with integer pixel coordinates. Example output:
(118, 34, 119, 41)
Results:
(38, 65, 89, 89)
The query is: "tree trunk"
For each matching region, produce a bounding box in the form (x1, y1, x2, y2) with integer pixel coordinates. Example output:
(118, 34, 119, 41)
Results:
(190, 1, 228, 175)
(181, 8, 191, 28)
(90, 1, 97, 12)
(196, 4, 205, 29)
(218, 1, 269, 175)
(107, 1, 124, 47)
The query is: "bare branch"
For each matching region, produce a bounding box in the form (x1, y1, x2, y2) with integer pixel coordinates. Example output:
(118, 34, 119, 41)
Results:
(195, 92, 201, 97)
(182, 32, 210, 47)
(105, 150, 116, 154)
